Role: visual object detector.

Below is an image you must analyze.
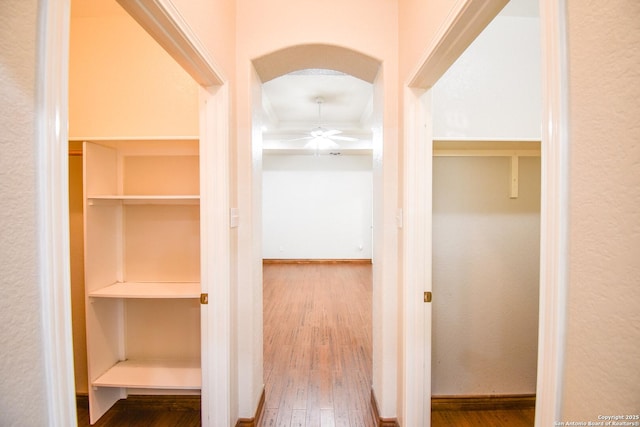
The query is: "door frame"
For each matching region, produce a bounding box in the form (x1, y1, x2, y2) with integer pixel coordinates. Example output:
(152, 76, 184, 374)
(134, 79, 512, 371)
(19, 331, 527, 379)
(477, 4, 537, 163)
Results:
(37, 2, 76, 424)
(402, 0, 569, 426)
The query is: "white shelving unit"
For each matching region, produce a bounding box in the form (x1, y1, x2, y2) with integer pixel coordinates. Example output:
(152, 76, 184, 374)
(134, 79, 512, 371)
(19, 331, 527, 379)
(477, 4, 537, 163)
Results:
(92, 360, 201, 389)
(83, 139, 201, 424)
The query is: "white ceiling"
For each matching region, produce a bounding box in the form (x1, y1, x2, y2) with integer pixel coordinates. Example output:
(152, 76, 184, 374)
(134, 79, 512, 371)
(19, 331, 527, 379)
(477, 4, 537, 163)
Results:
(261, 70, 374, 154)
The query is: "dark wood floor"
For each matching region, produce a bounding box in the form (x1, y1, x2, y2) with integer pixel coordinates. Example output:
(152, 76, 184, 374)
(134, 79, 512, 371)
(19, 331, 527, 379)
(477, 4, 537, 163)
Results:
(432, 408, 535, 426)
(76, 263, 534, 426)
(76, 395, 201, 426)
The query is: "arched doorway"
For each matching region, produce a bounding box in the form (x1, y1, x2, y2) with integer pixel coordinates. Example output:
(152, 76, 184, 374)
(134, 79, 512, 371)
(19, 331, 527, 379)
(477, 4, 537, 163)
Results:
(234, 43, 399, 423)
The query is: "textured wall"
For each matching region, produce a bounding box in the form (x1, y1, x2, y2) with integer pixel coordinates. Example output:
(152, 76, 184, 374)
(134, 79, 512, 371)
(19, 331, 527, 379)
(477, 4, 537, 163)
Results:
(0, 1, 48, 425)
(562, 0, 640, 420)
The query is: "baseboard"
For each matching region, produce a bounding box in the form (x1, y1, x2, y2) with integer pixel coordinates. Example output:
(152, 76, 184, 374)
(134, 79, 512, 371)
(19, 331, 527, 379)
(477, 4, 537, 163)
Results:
(76, 394, 201, 411)
(263, 258, 372, 264)
(235, 388, 266, 427)
(371, 389, 399, 427)
(431, 394, 536, 411)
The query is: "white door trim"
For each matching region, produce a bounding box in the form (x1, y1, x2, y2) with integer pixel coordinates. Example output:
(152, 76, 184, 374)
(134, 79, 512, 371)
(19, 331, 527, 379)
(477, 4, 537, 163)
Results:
(37, 2, 77, 426)
(535, 1, 570, 425)
(401, 87, 433, 426)
(199, 84, 232, 427)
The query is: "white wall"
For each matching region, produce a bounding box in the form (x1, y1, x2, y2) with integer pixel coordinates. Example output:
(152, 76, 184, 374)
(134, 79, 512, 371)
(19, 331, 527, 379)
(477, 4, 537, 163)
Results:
(0, 1, 49, 425)
(432, 14, 541, 140)
(432, 156, 540, 395)
(263, 154, 372, 259)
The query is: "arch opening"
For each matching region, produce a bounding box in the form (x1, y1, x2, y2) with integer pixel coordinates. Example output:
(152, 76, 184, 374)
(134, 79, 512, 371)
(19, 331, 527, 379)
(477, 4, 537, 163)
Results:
(252, 43, 381, 83)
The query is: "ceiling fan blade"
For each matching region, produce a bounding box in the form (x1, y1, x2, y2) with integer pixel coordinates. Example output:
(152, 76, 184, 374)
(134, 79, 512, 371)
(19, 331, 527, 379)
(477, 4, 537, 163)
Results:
(329, 135, 358, 141)
(323, 129, 342, 137)
(283, 136, 313, 142)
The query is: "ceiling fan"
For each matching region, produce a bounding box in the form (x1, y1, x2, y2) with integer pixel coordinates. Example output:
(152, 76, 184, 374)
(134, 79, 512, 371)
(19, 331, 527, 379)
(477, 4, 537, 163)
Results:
(291, 97, 358, 150)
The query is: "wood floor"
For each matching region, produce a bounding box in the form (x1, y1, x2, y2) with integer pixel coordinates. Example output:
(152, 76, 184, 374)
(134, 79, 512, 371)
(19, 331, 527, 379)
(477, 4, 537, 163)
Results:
(260, 262, 375, 427)
(76, 395, 201, 427)
(76, 262, 534, 426)
(431, 408, 535, 426)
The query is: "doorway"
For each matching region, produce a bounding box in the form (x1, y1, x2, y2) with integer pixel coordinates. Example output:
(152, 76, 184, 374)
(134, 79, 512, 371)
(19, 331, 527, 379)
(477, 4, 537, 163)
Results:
(402, 1, 568, 426)
(66, 0, 228, 424)
(258, 67, 376, 425)
(430, 2, 541, 422)
(246, 44, 392, 423)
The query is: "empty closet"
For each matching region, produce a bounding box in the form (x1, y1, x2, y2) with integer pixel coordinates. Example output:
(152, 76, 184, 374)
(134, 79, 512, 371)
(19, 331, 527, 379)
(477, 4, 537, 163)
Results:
(430, 1, 542, 399)
(69, 1, 201, 423)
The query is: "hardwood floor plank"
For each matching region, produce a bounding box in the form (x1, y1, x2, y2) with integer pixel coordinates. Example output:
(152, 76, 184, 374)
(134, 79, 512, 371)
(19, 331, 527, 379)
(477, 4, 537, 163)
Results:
(260, 408, 279, 427)
(320, 409, 335, 427)
(260, 264, 374, 427)
(275, 409, 293, 427)
(291, 409, 307, 427)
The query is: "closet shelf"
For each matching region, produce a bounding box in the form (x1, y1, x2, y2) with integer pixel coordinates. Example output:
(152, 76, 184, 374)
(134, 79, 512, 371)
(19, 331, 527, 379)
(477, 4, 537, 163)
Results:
(92, 359, 201, 389)
(433, 140, 541, 157)
(89, 282, 200, 299)
(88, 195, 200, 205)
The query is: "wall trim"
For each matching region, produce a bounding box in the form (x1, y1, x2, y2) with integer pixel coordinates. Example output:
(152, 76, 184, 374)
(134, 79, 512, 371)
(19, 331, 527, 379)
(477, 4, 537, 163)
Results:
(400, 87, 432, 427)
(37, 2, 77, 426)
(371, 390, 400, 427)
(199, 84, 232, 426)
(432, 394, 536, 411)
(263, 259, 372, 265)
(535, 1, 569, 426)
(235, 389, 265, 427)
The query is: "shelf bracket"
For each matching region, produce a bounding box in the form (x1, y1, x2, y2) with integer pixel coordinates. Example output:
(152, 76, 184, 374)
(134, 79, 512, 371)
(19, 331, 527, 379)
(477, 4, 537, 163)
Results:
(510, 155, 519, 199)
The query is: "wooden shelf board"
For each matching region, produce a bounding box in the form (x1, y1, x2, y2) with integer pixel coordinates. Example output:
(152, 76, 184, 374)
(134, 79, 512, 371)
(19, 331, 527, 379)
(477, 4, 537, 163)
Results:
(89, 282, 200, 299)
(433, 140, 541, 157)
(92, 360, 201, 389)
(70, 136, 199, 142)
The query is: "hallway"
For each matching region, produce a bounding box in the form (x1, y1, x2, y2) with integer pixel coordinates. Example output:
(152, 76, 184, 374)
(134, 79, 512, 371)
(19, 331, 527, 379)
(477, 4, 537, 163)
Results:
(260, 263, 375, 427)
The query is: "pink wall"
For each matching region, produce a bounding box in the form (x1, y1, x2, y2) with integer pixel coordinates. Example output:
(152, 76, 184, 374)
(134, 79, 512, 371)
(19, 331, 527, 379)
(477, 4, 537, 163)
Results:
(171, 0, 236, 81)
(398, 0, 457, 82)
